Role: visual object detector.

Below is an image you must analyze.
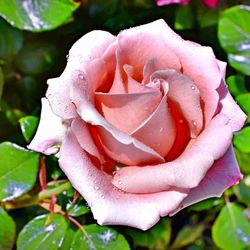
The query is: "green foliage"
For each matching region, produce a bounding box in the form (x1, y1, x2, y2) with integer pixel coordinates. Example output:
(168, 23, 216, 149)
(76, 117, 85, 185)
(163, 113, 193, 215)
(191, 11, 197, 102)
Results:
(234, 127, 250, 153)
(0, 0, 80, 32)
(226, 75, 247, 97)
(218, 5, 250, 75)
(236, 93, 250, 124)
(0, 207, 16, 250)
(19, 116, 39, 142)
(17, 214, 69, 250)
(0, 142, 39, 201)
(212, 203, 250, 250)
(71, 225, 130, 250)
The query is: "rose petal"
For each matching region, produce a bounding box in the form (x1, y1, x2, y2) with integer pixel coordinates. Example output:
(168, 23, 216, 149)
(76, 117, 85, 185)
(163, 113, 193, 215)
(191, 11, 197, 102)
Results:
(202, 0, 219, 8)
(71, 118, 105, 164)
(59, 129, 188, 230)
(117, 22, 181, 81)
(121, 19, 221, 125)
(151, 69, 203, 137)
(156, 0, 190, 6)
(170, 145, 242, 215)
(95, 90, 161, 134)
(28, 98, 67, 155)
(70, 72, 165, 165)
(112, 113, 233, 193)
(131, 83, 176, 157)
(46, 31, 116, 119)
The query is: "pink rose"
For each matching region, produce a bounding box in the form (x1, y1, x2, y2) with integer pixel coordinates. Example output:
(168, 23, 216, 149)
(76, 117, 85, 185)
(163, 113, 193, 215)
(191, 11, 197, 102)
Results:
(156, 0, 219, 8)
(29, 19, 246, 230)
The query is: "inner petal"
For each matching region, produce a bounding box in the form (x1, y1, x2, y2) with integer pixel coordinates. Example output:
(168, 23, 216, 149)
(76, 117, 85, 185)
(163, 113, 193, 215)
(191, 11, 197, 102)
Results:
(151, 69, 203, 138)
(95, 90, 162, 134)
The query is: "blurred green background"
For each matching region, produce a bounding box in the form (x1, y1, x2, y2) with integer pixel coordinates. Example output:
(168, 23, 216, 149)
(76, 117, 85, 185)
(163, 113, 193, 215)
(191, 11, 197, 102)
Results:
(0, 0, 250, 249)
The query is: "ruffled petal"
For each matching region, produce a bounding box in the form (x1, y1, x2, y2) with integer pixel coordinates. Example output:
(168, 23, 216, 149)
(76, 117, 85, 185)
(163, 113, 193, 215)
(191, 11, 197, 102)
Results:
(70, 73, 165, 165)
(131, 84, 176, 157)
(123, 19, 221, 125)
(46, 31, 116, 119)
(170, 145, 242, 215)
(59, 129, 188, 230)
(151, 69, 203, 137)
(28, 98, 67, 155)
(117, 22, 181, 81)
(112, 113, 233, 193)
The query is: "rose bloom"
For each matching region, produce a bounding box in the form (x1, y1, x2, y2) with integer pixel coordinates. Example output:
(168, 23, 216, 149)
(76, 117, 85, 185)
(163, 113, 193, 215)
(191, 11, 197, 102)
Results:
(156, 0, 219, 8)
(29, 19, 246, 230)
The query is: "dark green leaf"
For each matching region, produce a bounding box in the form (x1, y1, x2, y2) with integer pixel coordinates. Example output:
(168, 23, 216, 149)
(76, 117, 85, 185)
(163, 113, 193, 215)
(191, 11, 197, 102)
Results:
(19, 116, 39, 143)
(0, 207, 16, 250)
(60, 227, 76, 250)
(70, 224, 130, 250)
(227, 75, 247, 97)
(0, 66, 3, 101)
(15, 42, 58, 75)
(236, 93, 250, 123)
(66, 202, 89, 217)
(125, 218, 171, 249)
(0, 142, 39, 201)
(218, 5, 250, 75)
(235, 148, 250, 174)
(175, 5, 194, 30)
(212, 203, 250, 249)
(0, 18, 23, 59)
(170, 224, 204, 249)
(234, 180, 250, 205)
(0, 0, 80, 32)
(234, 127, 250, 153)
(189, 198, 223, 212)
(17, 214, 69, 250)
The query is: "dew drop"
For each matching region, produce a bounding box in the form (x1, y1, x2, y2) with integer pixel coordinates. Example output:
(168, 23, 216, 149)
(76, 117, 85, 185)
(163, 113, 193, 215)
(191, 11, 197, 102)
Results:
(94, 186, 100, 190)
(118, 180, 122, 185)
(191, 85, 196, 90)
(101, 195, 105, 199)
(192, 120, 197, 127)
(78, 73, 85, 80)
(179, 119, 184, 124)
(159, 128, 164, 133)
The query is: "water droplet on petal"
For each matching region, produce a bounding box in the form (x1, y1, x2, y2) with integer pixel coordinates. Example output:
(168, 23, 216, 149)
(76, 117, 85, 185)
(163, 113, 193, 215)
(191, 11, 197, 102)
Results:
(179, 119, 184, 124)
(118, 180, 122, 185)
(160, 128, 164, 133)
(192, 120, 197, 127)
(191, 85, 196, 90)
(78, 73, 85, 80)
(94, 186, 100, 190)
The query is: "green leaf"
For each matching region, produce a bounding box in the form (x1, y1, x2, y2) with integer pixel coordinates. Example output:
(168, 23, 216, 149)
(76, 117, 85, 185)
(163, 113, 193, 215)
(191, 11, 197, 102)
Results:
(234, 180, 250, 205)
(15, 42, 58, 75)
(170, 224, 204, 249)
(0, 142, 39, 201)
(218, 5, 250, 75)
(234, 127, 250, 153)
(60, 227, 76, 250)
(17, 214, 69, 250)
(70, 224, 130, 250)
(0, 0, 80, 32)
(125, 218, 171, 249)
(175, 5, 194, 30)
(227, 75, 247, 97)
(0, 66, 3, 101)
(235, 148, 250, 174)
(66, 202, 89, 217)
(236, 93, 250, 123)
(189, 198, 223, 212)
(19, 116, 39, 143)
(0, 207, 16, 250)
(0, 18, 23, 59)
(212, 203, 250, 249)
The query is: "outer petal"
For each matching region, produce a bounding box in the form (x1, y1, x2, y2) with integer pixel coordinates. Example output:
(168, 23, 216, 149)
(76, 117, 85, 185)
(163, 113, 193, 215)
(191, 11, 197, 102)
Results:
(59, 129, 188, 230)
(112, 113, 233, 193)
(156, 0, 189, 6)
(170, 145, 242, 215)
(202, 0, 219, 8)
(70, 73, 165, 165)
(28, 98, 67, 155)
(121, 19, 221, 125)
(46, 31, 116, 119)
